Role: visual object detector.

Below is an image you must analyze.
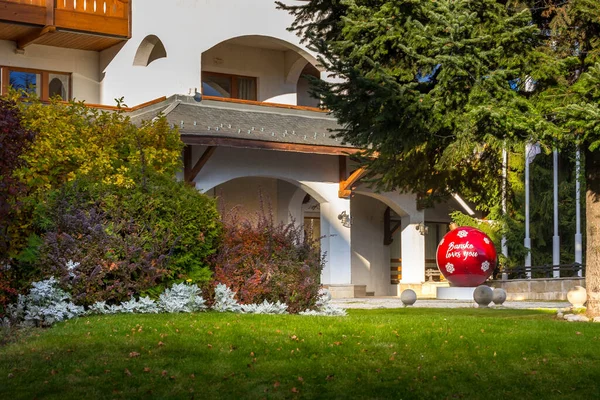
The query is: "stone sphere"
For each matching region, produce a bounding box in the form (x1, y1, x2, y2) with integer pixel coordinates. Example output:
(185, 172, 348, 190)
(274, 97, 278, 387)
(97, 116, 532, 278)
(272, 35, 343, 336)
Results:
(492, 288, 507, 305)
(436, 226, 497, 287)
(567, 286, 587, 308)
(400, 289, 417, 307)
(473, 285, 493, 308)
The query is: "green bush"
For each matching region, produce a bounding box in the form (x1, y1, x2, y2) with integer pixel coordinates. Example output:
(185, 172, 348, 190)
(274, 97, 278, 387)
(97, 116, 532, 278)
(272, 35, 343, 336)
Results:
(34, 173, 222, 304)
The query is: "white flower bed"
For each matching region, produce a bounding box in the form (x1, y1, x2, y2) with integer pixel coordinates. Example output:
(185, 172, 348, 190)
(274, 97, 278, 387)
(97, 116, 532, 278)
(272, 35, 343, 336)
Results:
(5, 277, 346, 329)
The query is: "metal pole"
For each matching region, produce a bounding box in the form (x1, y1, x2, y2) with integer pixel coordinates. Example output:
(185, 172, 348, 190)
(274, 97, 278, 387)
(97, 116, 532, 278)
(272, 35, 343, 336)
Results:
(502, 146, 508, 259)
(524, 144, 532, 278)
(575, 148, 583, 276)
(552, 148, 560, 277)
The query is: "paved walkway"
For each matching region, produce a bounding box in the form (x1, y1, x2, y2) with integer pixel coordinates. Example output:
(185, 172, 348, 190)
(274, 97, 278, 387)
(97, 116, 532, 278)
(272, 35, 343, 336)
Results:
(331, 297, 568, 309)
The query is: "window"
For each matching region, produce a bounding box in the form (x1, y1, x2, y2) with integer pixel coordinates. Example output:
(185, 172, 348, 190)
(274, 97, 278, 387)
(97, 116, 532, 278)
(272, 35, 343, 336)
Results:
(202, 72, 257, 101)
(1, 66, 71, 101)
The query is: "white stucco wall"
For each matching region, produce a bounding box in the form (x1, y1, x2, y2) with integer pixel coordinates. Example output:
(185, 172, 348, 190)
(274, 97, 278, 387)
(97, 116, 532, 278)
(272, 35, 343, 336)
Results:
(100, 0, 320, 106)
(0, 40, 101, 103)
(212, 177, 279, 220)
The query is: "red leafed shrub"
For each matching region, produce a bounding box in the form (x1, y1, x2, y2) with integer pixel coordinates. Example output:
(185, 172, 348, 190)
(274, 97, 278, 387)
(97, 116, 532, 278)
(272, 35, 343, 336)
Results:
(0, 97, 36, 261)
(0, 270, 18, 317)
(212, 203, 324, 313)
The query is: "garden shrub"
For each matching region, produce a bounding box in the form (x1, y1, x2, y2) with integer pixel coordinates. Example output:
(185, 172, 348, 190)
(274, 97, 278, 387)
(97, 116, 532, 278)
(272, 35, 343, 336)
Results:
(0, 98, 36, 304)
(212, 203, 324, 314)
(212, 283, 243, 313)
(7, 277, 85, 327)
(34, 173, 221, 305)
(6, 91, 182, 258)
(157, 282, 207, 313)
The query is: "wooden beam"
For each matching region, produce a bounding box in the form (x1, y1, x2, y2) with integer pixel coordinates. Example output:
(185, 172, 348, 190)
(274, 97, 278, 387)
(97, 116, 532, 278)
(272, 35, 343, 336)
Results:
(202, 95, 328, 113)
(338, 166, 367, 198)
(185, 146, 216, 183)
(183, 145, 192, 182)
(339, 155, 347, 183)
(17, 25, 56, 50)
(384, 207, 402, 245)
(180, 135, 362, 156)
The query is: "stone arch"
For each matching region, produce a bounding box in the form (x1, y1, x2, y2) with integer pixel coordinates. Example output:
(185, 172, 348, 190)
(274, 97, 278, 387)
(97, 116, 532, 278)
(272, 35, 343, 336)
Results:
(133, 35, 167, 67)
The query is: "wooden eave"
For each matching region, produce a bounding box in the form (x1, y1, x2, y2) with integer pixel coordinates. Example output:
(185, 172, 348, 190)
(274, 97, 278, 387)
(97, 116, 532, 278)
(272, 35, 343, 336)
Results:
(180, 135, 363, 156)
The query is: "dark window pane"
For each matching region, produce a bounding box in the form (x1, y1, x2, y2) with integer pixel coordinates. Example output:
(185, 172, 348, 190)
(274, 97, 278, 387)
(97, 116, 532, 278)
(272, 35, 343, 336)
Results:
(202, 75, 231, 98)
(9, 71, 40, 97)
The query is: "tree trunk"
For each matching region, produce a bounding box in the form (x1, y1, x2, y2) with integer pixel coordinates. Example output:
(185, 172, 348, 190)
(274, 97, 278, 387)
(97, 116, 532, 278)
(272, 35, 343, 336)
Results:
(586, 149, 600, 317)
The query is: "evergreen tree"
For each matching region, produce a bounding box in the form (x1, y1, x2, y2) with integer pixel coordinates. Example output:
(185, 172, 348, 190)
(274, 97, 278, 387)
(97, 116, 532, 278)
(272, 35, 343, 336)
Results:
(280, 0, 600, 316)
(525, 0, 600, 316)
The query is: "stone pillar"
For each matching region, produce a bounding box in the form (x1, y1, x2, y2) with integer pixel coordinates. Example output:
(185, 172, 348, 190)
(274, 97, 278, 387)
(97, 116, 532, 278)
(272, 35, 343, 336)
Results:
(400, 215, 426, 284)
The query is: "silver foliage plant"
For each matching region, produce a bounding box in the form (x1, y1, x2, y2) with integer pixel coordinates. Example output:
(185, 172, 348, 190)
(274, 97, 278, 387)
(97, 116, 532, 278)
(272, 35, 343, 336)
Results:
(7, 277, 85, 327)
(157, 282, 207, 313)
(300, 289, 347, 316)
(212, 283, 243, 313)
(241, 300, 289, 314)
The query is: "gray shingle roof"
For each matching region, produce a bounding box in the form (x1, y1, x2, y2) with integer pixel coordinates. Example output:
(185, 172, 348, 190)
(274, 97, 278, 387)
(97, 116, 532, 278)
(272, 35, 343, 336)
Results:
(128, 95, 354, 148)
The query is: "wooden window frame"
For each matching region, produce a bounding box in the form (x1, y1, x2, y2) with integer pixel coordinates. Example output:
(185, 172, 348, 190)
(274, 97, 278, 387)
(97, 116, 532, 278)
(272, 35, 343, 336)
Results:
(0, 66, 72, 101)
(202, 71, 257, 101)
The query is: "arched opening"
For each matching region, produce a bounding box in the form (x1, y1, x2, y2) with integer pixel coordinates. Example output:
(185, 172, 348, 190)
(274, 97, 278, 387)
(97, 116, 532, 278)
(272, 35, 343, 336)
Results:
(201, 35, 323, 105)
(133, 35, 167, 67)
(296, 63, 321, 108)
(48, 76, 68, 99)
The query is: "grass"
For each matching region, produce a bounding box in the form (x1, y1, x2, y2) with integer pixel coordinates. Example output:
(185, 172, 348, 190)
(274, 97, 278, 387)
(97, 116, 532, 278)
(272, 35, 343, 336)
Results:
(1, 308, 600, 399)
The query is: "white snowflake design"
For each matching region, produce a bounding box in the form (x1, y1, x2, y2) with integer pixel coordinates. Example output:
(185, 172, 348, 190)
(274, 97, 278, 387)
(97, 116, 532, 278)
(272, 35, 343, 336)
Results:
(445, 263, 455, 274)
(483, 237, 490, 245)
(457, 230, 469, 238)
(481, 261, 490, 272)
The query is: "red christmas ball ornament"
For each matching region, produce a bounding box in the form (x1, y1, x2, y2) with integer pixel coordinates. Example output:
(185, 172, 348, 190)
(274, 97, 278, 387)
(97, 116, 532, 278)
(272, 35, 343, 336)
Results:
(436, 226, 497, 287)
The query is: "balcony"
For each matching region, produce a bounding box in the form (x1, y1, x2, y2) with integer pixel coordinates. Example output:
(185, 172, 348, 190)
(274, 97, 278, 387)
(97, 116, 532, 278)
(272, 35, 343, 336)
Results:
(0, 0, 131, 51)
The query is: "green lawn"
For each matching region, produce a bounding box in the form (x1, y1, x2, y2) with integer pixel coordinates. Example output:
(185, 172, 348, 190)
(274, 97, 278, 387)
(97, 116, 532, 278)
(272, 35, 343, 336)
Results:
(1, 308, 599, 399)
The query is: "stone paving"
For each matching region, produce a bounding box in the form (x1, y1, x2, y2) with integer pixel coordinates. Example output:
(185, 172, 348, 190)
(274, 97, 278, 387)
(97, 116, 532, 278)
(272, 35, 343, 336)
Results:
(331, 296, 568, 310)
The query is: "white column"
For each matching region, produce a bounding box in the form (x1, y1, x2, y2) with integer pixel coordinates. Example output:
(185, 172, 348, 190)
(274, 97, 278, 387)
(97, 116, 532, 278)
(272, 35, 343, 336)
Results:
(400, 214, 426, 284)
(501, 146, 508, 259)
(575, 148, 583, 276)
(319, 198, 352, 285)
(553, 149, 560, 277)
(524, 146, 532, 278)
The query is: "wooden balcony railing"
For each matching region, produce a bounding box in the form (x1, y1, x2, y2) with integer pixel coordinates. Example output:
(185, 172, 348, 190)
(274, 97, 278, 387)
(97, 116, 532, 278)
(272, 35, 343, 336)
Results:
(0, 0, 131, 50)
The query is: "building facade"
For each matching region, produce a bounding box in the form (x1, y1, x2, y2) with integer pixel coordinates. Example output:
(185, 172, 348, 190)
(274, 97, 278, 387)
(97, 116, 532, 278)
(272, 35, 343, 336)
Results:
(0, 0, 475, 296)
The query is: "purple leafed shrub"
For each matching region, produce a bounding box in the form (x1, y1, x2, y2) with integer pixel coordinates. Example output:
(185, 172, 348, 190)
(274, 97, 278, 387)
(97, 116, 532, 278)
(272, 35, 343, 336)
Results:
(37, 197, 169, 305)
(212, 199, 324, 314)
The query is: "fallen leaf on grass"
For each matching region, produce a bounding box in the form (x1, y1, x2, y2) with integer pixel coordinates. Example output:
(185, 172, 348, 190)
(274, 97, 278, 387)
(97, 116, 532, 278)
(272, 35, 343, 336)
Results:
(143, 367, 151, 373)
(326, 375, 335, 381)
(298, 377, 304, 382)
(124, 369, 131, 376)
(8, 373, 14, 378)
(161, 370, 168, 377)
(129, 352, 140, 358)
(158, 341, 164, 346)
(273, 381, 280, 388)
(291, 387, 299, 393)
